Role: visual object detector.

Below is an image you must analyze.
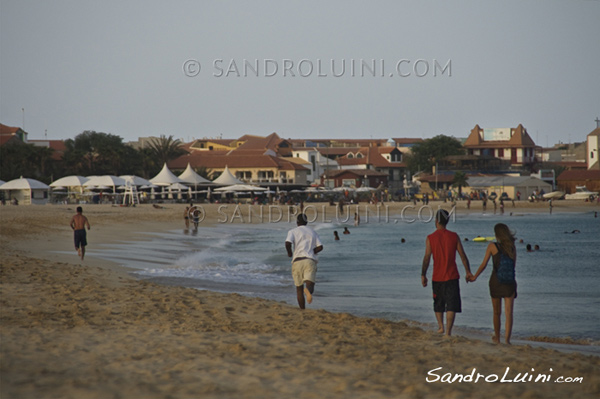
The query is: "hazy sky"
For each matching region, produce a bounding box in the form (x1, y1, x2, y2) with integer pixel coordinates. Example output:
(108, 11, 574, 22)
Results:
(1, 0, 599, 146)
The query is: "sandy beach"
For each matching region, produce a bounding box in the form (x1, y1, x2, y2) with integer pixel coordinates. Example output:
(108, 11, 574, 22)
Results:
(1, 201, 599, 399)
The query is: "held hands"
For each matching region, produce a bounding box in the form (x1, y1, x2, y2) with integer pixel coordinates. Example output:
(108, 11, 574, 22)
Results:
(466, 273, 477, 283)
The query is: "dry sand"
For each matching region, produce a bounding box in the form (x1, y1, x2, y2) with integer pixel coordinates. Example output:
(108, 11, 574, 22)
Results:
(1, 201, 599, 399)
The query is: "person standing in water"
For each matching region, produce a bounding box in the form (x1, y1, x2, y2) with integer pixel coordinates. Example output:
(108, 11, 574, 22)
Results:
(469, 223, 517, 344)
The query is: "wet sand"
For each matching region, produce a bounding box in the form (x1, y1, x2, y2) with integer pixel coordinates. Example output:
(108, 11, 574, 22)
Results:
(1, 202, 599, 398)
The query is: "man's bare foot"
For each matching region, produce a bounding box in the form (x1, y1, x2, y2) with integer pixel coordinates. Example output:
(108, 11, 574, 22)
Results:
(492, 336, 500, 344)
(304, 287, 313, 304)
(437, 327, 445, 334)
(505, 339, 511, 345)
(77, 248, 81, 258)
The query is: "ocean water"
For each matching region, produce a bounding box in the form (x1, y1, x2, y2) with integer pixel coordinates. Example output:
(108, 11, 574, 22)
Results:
(90, 207, 600, 343)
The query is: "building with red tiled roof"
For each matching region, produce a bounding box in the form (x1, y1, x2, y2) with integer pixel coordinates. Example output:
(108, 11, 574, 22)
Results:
(321, 168, 388, 188)
(29, 140, 67, 161)
(168, 151, 309, 186)
(464, 124, 539, 167)
(0, 123, 28, 144)
(333, 146, 407, 191)
(557, 169, 600, 194)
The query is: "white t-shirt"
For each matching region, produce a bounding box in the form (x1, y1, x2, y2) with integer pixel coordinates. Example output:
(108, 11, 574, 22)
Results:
(285, 225, 323, 263)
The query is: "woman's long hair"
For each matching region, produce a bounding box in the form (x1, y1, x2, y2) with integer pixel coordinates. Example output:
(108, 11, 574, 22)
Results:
(495, 223, 516, 259)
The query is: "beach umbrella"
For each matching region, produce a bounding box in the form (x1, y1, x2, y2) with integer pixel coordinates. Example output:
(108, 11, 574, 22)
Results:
(169, 182, 189, 190)
(0, 177, 50, 190)
(214, 184, 267, 192)
(50, 175, 89, 188)
(84, 175, 126, 191)
(0, 177, 50, 204)
(50, 175, 89, 197)
(120, 175, 152, 186)
(140, 184, 159, 189)
(0, 180, 5, 186)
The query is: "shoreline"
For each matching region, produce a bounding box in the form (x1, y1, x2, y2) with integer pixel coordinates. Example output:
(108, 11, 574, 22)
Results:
(4, 201, 600, 344)
(2, 203, 600, 398)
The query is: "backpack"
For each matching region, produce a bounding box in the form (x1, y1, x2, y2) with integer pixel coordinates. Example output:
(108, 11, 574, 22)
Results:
(496, 244, 516, 284)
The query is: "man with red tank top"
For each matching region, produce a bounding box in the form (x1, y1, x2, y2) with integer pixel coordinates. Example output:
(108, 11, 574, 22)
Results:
(421, 209, 473, 336)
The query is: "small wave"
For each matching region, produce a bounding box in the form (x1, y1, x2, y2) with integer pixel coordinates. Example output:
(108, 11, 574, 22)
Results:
(135, 248, 290, 287)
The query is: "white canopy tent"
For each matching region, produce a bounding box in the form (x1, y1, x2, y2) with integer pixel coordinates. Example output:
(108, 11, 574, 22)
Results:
(178, 163, 212, 199)
(178, 163, 211, 184)
(150, 163, 185, 200)
(0, 177, 50, 205)
(150, 163, 184, 186)
(212, 166, 244, 185)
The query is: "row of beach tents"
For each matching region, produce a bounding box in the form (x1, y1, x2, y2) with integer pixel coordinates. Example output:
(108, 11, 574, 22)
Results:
(0, 163, 268, 205)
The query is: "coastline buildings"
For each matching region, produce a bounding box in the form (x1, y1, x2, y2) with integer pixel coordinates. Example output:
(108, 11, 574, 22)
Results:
(3, 119, 599, 197)
(556, 121, 600, 194)
(463, 124, 539, 169)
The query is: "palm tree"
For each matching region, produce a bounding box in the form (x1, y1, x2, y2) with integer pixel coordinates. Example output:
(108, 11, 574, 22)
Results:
(147, 135, 187, 166)
(452, 171, 469, 199)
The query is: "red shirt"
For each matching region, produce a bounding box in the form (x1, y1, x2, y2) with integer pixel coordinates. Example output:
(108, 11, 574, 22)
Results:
(428, 228, 460, 282)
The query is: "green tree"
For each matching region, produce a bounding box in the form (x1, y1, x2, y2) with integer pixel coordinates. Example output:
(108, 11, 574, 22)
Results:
(0, 141, 55, 182)
(406, 135, 465, 173)
(63, 131, 134, 176)
(451, 171, 469, 198)
(146, 135, 187, 166)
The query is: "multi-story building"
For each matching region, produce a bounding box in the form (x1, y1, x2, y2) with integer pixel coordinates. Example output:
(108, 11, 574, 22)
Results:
(463, 124, 539, 168)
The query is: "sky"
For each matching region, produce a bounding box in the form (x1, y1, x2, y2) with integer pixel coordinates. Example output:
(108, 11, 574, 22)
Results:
(1, 0, 599, 147)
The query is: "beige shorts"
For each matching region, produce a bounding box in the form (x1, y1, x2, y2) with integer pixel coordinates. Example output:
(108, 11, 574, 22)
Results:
(292, 258, 317, 287)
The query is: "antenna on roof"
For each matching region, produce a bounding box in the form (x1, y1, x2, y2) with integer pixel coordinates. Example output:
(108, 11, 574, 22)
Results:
(595, 117, 600, 129)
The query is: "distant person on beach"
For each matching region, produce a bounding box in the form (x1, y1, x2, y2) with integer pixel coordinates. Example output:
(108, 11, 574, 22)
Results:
(70, 206, 91, 260)
(184, 206, 190, 228)
(421, 209, 473, 336)
(285, 214, 324, 310)
(192, 207, 201, 230)
(343, 227, 350, 235)
(469, 223, 517, 344)
(354, 211, 360, 226)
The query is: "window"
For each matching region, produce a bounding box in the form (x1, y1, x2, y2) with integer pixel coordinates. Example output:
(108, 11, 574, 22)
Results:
(347, 153, 354, 158)
(591, 151, 595, 159)
(498, 148, 504, 157)
(356, 153, 363, 158)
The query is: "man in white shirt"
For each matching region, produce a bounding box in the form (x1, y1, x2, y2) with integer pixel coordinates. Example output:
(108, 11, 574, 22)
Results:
(285, 213, 324, 309)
